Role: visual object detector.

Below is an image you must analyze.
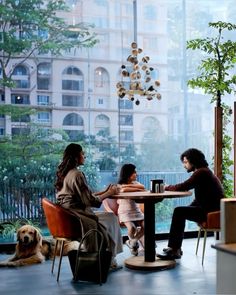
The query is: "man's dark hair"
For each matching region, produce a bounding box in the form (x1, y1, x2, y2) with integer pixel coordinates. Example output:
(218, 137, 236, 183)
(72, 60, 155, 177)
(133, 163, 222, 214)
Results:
(180, 148, 208, 169)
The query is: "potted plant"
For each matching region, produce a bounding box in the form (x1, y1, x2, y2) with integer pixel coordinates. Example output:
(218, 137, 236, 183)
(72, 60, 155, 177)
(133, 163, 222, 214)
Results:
(187, 21, 236, 197)
(0, 218, 41, 242)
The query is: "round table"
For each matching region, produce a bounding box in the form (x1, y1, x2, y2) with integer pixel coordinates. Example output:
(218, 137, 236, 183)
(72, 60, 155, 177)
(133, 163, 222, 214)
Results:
(111, 190, 192, 270)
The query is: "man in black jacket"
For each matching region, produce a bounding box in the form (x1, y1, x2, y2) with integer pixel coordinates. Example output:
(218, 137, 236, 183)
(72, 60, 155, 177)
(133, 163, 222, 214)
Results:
(157, 148, 224, 260)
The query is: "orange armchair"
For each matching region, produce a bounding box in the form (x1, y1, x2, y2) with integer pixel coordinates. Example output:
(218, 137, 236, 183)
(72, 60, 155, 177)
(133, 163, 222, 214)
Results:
(196, 210, 220, 265)
(42, 198, 82, 281)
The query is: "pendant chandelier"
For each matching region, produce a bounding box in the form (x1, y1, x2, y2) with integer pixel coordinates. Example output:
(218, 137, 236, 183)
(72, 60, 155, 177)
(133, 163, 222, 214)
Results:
(117, 42, 161, 105)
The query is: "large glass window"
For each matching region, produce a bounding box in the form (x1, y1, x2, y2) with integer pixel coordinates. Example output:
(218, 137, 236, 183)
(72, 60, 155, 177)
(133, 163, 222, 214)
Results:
(1, 0, 234, 243)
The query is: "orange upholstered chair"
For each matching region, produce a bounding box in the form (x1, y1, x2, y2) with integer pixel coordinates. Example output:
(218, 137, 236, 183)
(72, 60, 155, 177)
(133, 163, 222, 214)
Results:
(42, 198, 82, 281)
(195, 210, 220, 265)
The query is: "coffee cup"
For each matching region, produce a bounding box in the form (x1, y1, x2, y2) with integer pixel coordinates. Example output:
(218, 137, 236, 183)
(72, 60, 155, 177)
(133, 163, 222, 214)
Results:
(150, 179, 164, 193)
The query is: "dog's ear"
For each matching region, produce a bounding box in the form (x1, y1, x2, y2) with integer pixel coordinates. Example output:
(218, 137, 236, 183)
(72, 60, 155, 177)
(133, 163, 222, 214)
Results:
(16, 228, 21, 241)
(34, 229, 42, 246)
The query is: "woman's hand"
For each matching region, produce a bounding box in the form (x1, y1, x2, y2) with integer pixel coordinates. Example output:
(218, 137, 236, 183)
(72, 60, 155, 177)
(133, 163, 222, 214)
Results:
(107, 184, 120, 195)
(99, 184, 120, 200)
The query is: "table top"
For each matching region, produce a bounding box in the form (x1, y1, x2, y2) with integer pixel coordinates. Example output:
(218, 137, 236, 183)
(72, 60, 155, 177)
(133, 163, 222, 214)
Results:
(212, 242, 236, 256)
(111, 190, 192, 201)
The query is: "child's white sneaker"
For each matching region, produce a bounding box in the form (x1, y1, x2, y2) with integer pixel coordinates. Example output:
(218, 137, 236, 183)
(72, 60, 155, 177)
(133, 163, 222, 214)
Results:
(125, 239, 139, 256)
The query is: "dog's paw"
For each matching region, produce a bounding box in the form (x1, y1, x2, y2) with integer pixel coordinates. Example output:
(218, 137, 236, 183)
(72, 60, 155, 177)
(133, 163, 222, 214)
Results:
(0, 261, 8, 267)
(63, 241, 80, 255)
(0, 261, 16, 267)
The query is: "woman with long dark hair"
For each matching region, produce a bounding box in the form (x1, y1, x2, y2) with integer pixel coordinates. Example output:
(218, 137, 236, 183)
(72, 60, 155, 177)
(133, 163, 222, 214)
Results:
(55, 143, 123, 268)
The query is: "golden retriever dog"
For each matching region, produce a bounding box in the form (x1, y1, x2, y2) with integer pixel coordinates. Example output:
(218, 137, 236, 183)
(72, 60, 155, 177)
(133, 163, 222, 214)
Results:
(0, 224, 80, 267)
(0, 224, 51, 267)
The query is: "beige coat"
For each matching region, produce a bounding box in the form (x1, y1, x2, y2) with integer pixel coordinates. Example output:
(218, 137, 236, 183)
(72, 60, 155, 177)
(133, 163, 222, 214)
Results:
(56, 168, 123, 256)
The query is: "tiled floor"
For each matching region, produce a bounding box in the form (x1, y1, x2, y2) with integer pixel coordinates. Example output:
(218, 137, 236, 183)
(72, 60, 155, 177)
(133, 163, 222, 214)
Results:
(0, 237, 217, 295)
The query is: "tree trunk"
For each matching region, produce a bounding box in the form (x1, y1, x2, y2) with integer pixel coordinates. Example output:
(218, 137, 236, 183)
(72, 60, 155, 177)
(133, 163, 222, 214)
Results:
(214, 106, 223, 181)
(234, 102, 236, 197)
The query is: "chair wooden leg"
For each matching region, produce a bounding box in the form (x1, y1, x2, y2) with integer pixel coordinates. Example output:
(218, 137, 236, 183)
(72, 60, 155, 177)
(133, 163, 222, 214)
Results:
(52, 239, 58, 274)
(57, 240, 65, 282)
(202, 230, 207, 266)
(196, 228, 201, 255)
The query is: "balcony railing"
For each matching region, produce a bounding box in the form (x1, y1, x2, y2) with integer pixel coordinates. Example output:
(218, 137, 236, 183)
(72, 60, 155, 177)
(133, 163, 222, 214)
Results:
(0, 171, 197, 235)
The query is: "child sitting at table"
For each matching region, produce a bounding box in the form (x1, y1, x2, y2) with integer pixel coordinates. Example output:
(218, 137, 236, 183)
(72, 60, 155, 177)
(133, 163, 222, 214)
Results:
(117, 163, 145, 256)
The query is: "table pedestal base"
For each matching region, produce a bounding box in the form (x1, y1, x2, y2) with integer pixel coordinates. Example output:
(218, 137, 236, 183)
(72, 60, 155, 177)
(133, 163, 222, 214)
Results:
(124, 256, 176, 271)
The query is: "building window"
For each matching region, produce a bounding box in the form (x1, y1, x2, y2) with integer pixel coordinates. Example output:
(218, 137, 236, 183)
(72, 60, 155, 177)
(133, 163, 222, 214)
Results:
(144, 5, 157, 20)
(37, 95, 50, 106)
(11, 128, 30, 136)
(62, 80, 82, 91)
(13, 65, 27, 75)
(142, 116, 160, 141)
(95, 67, 109, 88)
(95, 114, 110, 135)
(119, 99, 133, 110)
(65, 130, 84, 141)
(62, 66, 84, 91)
(93, 17, 108, 28)
(37, 63, 51, 90)
(120, 130, 133, 141)
(11, 94, 30, 105)
(38, 29, 48, 39)
(14, 80, 29, 88)
(120, 114, 133, 126)
(63, 113, 83, 126)
(95, 68, 103, 87)
(37, 128, 50, 138)
(62, 94, 83, 107)
(0, 128, 5, 136)
(12, 65, 29, 89)
(121, 3, 133, 16)
(0, 92, 4, 102)
(37, 112, 50, 123)
(94, 0, 107, 7)
(12, 114, 30, 123)
(98, 98, 103, 105)
(64, 67, 81, 75)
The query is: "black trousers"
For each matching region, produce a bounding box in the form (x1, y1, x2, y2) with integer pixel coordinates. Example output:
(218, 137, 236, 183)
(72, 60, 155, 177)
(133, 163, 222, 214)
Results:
(167, 206, 207, 249)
